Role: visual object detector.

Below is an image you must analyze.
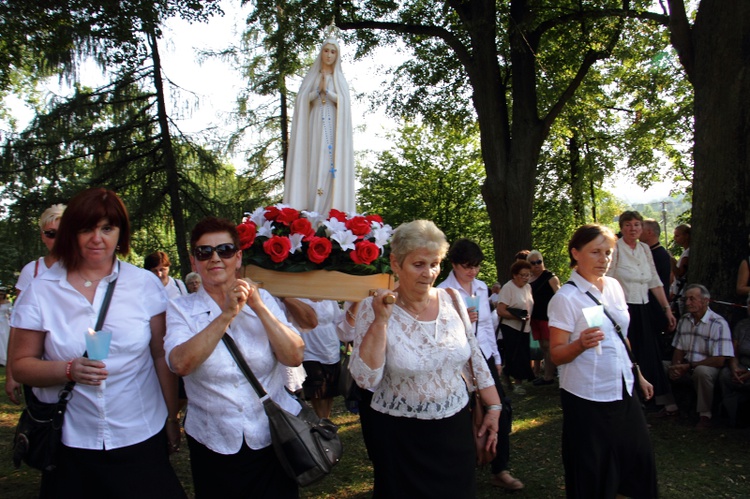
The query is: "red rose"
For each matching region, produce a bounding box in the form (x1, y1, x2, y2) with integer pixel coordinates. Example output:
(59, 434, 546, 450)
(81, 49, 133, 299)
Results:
(263, 235, 292, 263)
(236, 222, 257, 250)
(345, 216, 371, 238)
(277, 207, 300, 226)
(328, 209, 348, 222)
(264, 205, 281, 221)
(349, 240, 380, 265)
(365, 214, 383, 225)
(307, 236, 333, 264)
(290, 218, 315, 239)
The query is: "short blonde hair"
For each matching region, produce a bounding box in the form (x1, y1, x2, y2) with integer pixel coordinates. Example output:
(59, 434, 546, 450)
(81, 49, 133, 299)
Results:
(390, 220, 449, 265)
(39, 204, 66, 230)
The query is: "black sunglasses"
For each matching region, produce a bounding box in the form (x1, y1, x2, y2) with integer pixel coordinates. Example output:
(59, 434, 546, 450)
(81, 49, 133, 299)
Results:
(42, 230, 57, 239)
(193, 243, 238, 261)
(529, 260, 543, 265)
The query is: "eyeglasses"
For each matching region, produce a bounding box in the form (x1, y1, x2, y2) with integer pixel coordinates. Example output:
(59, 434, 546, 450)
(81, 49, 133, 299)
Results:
(193, 243, 238, 261)
(459, 263, 481, 271)
(529, 260, 543, 265)
(42, 230, 57, 239)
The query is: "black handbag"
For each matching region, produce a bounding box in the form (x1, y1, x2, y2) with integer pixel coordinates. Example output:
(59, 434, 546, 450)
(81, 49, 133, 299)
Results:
(12, 278, 117, 471)
(221, 333, 343, 487)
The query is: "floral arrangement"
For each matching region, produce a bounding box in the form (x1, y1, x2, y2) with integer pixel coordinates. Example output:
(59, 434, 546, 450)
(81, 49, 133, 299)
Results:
(236, 205, 393, 275)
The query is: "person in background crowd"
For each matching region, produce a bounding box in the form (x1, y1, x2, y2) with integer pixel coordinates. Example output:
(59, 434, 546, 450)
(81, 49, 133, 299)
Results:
(350, 220, 501, 498)
(607, 210, 676, 409)
(642, 218, 675, 359)
(720, 296, 750, 427)
(297, 299, 345, 419)
(658, 284, 734, 429)
(670, 224, 691, 315)
(527, 251, 560, 386)
(0, 288, 11, 366)
(165, 216, 304, 499)
(549, 224, 657, 499)
(496, 260, 535, 395)
(6, 203, 66, 404)
(144, 251, 188, 299)
(735, 232, 750, 325)
(11, 188, 185, 498)
(438, 238, 523, 491)
(185, 272, 202, 293)
(489, 282, 502, 310)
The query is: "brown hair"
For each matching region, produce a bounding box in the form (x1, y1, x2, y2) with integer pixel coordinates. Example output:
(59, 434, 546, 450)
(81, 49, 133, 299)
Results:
(618, 210, 643, 228)
(190, 217, 240, 251)
(52, 188, 130, 271)
(568, 224, 617, 267)
(510, 260, 532, 276)
(144, 251, 171, 271)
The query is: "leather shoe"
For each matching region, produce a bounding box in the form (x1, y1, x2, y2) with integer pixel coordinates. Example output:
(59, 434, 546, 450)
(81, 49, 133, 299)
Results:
(695, 416, 712, 430)
(491, 471, 524, 491)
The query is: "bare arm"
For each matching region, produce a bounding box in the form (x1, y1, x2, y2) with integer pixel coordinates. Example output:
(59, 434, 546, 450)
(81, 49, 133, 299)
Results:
(282, 297, 318, 330)
(737, 260, 750, 296)
(650, 285, 676, 330)
(149, 312, 180, 451)
(549, 325, 603, 366)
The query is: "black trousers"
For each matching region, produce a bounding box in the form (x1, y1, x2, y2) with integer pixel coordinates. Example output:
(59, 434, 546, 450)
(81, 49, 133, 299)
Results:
(41, 428, 186, 499)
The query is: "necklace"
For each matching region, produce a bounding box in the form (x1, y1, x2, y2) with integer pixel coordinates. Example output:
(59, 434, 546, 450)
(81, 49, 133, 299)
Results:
(79, 272, 104, 288)
(398, 294, 432, 321)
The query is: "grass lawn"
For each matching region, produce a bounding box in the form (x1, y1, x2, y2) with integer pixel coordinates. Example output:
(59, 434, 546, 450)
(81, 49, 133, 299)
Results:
(1, 367, 748, 498)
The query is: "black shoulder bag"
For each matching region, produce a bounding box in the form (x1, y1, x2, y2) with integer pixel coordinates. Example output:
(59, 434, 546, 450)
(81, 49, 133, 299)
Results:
(565, 281, 646, 401)
(221, 333, 342, 487)
(12, 278, 117, 471)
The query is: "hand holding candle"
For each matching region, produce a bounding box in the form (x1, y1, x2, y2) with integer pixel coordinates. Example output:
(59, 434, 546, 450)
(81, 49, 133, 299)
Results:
(464, 295, 480, 322)
(581, 305, 604, 355)
(85, 328, 112, 361)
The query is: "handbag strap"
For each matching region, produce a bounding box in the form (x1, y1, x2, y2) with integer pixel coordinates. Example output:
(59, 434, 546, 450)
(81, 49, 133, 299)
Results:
(59, 277, 118, 396)
(221, 333, 269, 399)
(446, 288, 480, 388)
(564, 280, 638, 367)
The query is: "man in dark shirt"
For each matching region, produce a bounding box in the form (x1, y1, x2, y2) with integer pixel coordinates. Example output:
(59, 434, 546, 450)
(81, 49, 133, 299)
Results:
(643, 219, 674, 358)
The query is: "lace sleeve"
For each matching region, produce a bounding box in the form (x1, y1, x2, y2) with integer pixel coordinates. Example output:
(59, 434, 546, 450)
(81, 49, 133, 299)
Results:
(349, 297, 384, 389)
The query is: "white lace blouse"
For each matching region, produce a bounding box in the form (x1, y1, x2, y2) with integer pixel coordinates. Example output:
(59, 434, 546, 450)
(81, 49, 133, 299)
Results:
(350, 288, 494, 420)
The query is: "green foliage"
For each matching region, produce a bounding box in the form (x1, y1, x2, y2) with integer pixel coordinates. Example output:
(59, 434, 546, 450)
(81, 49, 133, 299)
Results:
(357, 121, 495, 283)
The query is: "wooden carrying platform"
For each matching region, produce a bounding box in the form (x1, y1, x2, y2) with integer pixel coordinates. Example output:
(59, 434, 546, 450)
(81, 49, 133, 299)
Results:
(240, 265, 394, 302)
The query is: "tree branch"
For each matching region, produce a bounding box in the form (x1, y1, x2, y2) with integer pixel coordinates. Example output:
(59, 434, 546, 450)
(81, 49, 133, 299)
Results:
(666, 0, 694, 82)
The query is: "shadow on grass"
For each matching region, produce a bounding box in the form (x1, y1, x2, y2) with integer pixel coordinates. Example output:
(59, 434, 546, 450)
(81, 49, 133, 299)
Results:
(1, 370, 748, 498)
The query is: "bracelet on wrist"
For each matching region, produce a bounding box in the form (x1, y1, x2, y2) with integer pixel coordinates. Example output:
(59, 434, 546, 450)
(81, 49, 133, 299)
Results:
(65, 360, 74, 381)
(485, 404, 502, 412)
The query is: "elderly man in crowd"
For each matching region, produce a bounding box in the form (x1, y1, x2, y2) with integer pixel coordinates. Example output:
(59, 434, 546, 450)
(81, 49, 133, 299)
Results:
(657, 284, 734, 429)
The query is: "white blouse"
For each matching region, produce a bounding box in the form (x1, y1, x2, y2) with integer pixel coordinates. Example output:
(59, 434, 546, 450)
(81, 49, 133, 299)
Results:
(497, 280, 534, 332)
(349, 288, 494, 420)
(548, 271, 634, 402)
(297, 299, 344, 365)
(607, 238, 662, 304)
(164, 288, 301, 454)
(11, 261, 169, 450)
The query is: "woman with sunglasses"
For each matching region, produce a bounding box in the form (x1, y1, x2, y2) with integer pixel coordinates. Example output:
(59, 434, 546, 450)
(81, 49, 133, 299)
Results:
(164, 216, 305, 499)
(6, 204, 66, 404)
(11, 188, 186, 498)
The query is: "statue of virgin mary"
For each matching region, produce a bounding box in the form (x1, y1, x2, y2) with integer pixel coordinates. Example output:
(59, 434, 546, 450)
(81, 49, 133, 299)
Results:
(283, 34, 355, 215)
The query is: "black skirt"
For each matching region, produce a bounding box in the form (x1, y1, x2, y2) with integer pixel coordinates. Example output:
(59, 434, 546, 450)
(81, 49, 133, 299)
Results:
(628, 303, 670, 397)
(367, 404, 476, 499)
(560, 384, 658, 498)
(500, 323, 535, 382)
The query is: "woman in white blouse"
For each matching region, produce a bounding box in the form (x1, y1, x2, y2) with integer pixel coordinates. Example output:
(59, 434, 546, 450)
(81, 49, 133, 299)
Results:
(350, 220, 501, 499)
(11, 188, 185, 498)
(549, 224, 657, 498)
(607, 210, 676, 403)
(164, 217, 304, 499)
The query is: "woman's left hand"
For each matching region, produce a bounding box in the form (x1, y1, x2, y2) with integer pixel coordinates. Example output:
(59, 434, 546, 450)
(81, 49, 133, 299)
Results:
(478, 410, 500, 454)
(165, 418, 181, 454)
(665, 308, 677, 331)
(639, 375, 654, 401)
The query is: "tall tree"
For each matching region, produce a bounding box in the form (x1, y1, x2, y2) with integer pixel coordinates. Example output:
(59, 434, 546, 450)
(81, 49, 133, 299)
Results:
(326, 0, 676, 280)
(664, 0, 750, 312)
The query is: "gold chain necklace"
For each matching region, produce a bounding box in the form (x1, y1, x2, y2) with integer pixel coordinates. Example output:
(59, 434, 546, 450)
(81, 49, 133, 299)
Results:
(398, 294, 432, 321)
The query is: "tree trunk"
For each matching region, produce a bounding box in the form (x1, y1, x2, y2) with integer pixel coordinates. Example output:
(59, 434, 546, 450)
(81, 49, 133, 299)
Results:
(674, 1, 750, 313)
(149, 31, 191, 277)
